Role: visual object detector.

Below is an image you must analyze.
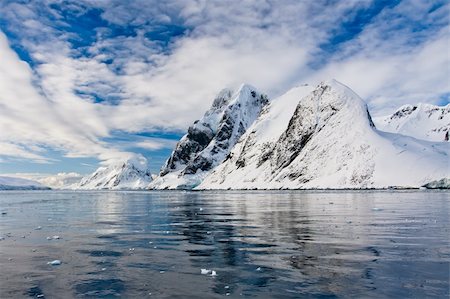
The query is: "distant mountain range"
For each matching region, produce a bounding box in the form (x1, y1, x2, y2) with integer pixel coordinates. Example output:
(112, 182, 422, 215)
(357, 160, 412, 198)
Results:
(0, 176, 50, 190)
(373, 103, 449, 142)
(15, 80, 447, 190)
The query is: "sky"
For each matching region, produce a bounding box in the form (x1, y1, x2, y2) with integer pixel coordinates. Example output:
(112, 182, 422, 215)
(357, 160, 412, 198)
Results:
(0, 0, 448, 178)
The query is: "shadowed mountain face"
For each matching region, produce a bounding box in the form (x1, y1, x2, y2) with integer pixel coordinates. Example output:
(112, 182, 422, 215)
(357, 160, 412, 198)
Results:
(150, 84, 269, 189)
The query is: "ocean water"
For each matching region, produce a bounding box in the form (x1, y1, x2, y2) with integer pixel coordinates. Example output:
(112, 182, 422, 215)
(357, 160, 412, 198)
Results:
(0, 190, 448, 298)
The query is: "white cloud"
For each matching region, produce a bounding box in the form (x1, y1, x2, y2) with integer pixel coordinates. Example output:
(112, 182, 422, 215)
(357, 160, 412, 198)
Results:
(0, 31, 132, 163)
(3, 172, 83, 189)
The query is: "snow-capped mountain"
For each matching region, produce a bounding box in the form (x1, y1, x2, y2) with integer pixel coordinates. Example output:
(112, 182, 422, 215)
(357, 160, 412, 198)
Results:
(373, 103, 450, 142)
(77, 155, 152, 190)
(0, 176, 50, 190)
(198, 80, 449, 189)
(149, 84, 269, 189)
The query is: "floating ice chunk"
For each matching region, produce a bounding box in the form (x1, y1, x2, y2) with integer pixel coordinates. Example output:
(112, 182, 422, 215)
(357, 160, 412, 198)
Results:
(47, 260, 61, 266)
(35, 226, 42, 230)
(372, 208, 383, 211)
(224, 286, 230, 289)
(101, 268, 106, 271)
(36, 294, 44, 298)
(159, 270, 165, 274)
(46, 237, 52, 240)
(201, 269, 211, 275)
(211, 270, 217, 276)
(199, 207, 203, 211)
(256, 267, 262, 271)
(129, 248, 135, 251)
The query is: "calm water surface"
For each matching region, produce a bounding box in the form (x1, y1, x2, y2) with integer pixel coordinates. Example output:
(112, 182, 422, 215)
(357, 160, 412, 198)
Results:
(0, 191, 448, 298)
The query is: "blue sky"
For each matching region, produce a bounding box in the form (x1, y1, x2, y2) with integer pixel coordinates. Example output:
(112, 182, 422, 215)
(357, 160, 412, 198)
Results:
(0, 0, 448, 177)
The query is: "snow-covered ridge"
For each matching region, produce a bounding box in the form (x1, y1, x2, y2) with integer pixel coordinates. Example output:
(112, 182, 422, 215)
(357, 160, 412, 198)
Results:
(149, 84, 269, 189)
(0, 176, 50, 190)
(374, 103, 450, 142)
(77, 155, 152, 190)
(198, 80, 449, 190)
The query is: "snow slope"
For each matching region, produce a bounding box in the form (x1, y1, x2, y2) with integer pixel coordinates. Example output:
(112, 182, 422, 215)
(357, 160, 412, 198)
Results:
(198, 80, 449, 189)
(373, 103, 450, 142)
(0, 176, 50, 190)
(77, 155, 152, 190)
(149, 84, 269, 189)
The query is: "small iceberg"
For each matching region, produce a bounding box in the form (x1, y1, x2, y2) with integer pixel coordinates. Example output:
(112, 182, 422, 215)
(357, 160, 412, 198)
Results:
(201, 269, 211, 275)
(201, 269, 217, 276)
(47, 260, 61, 266)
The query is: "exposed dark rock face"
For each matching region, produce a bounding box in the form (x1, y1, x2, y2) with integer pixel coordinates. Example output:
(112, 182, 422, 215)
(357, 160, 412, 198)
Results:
(159, 90, 233, 176)
(158, 84, 269, 180)
(161, 125, 215, 176)
(270, 84, 333, 170)
(422, 178, 450, 189)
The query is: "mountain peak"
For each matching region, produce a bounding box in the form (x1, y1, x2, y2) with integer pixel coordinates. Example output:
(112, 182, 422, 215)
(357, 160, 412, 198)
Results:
(77, 155, 152, 190)
(150, 84, 269, 189)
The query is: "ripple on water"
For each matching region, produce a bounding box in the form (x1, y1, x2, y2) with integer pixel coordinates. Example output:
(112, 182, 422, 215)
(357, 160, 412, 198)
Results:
(0, 190, 448, 298)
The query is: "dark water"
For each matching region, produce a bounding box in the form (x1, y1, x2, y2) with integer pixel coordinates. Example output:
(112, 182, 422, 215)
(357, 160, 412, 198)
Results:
(0, 191, 448, 298)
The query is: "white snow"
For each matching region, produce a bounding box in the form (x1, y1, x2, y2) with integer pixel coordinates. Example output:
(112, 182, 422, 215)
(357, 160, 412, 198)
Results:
(374, 103, 450, 142)
(198, 80, 449, 190)
(76, 154, 152, 190)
